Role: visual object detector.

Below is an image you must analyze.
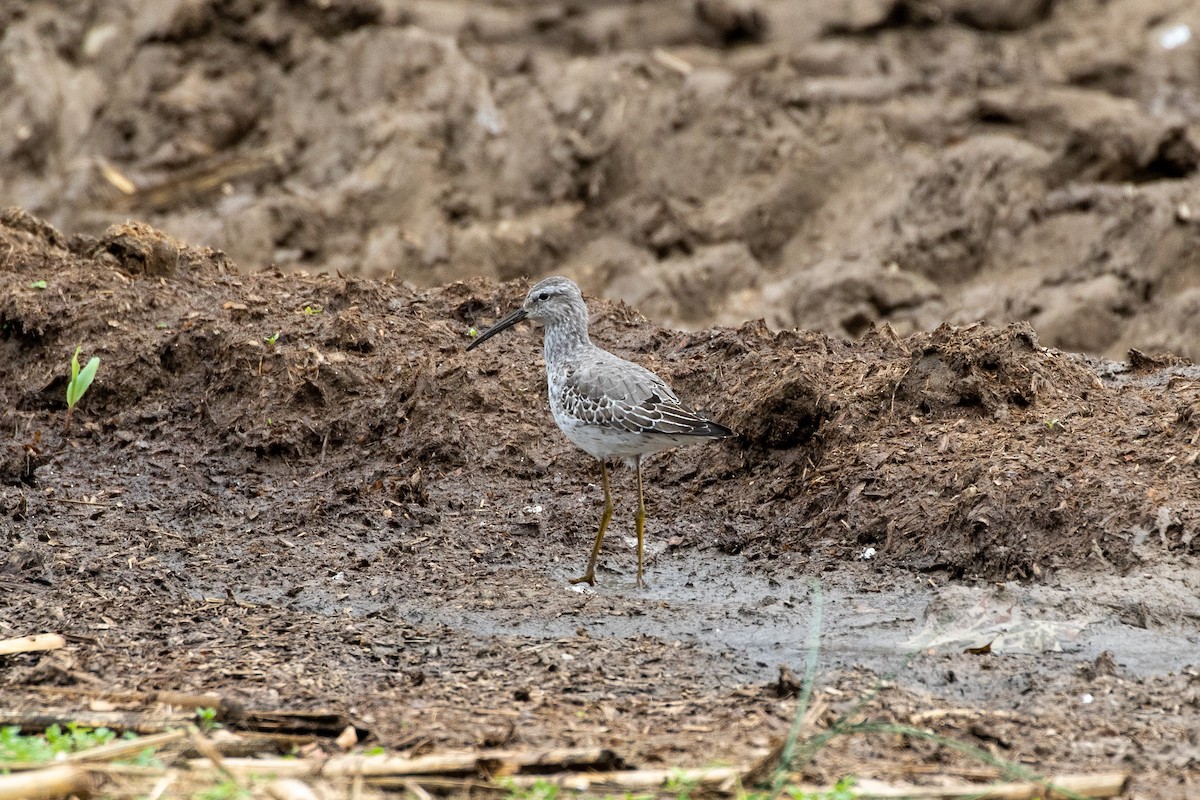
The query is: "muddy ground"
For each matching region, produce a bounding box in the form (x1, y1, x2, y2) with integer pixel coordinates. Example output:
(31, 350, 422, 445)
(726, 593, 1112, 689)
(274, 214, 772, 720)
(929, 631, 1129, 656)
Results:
(2, 211, 1199, 795)
(2, 0, 1200, 797)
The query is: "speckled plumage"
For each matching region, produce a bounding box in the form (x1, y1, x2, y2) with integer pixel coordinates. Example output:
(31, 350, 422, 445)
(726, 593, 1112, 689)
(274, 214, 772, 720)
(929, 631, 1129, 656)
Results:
(467, 276, 734, 587)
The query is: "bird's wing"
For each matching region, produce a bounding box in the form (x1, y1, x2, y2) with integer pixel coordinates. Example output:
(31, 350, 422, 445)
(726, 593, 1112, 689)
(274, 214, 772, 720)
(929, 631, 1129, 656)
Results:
(561, 352, 730, 437)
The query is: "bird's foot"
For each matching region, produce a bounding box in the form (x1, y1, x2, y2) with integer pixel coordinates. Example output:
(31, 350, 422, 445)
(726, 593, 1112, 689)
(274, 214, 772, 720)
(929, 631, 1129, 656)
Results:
(569, 572, 596, 586)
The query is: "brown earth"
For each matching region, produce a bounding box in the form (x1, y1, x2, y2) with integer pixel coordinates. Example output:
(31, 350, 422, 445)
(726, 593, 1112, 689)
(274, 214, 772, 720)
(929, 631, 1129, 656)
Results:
(2, 211, 1199, 796)
(4, 0, 1200, 359)
(2, 0, 1200, 796)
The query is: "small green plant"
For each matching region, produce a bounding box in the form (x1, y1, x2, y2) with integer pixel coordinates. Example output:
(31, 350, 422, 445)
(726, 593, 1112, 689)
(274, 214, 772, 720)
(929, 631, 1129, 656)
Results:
(65, 346, 100, 432)
(195, 707, 222, 732)
(192, 778, 251, 800)
(28, 280, 47, 290)
(783, 776, 856, 800)
(0, 723, 117, 763)
(468, 326, 478, 338)
(128, 745, 165, 769)
(498, 778, 559, 800)
(665, 768, 701, 800)
(264, 331, 281, 346)
(303, 304, 322, 315)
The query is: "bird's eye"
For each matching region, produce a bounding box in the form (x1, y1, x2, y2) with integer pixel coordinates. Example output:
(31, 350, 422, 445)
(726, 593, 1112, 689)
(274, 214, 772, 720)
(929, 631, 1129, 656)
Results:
(538, 292, 549, 301)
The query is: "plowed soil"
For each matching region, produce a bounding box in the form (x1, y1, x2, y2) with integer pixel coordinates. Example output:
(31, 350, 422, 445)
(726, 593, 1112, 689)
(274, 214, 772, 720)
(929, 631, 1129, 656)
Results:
(3, 0, 1200, 796)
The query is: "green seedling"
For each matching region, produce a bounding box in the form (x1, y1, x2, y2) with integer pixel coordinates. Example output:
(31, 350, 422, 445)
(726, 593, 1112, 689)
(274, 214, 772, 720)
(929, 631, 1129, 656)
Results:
(65, 346, 100, 432)
(0, 724, 164, 780)
(265, 331, 281, 346)
(784, 777, 856, 800)
(468, 326, 478, 338)
(195, 706, 222, 732)
(303, 304, 322, 315)
(0, 723, 117, 762)
(193, 778, 252, 800)
(28, 280, 47, 290)
(498, 778, 559, 800)
(665, 768, 701, 800)
(128, 745, 164, 769)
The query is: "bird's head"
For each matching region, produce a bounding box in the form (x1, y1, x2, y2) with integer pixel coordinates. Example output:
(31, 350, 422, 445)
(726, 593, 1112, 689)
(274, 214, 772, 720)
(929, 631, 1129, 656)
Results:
(466, 276, 585, 350)
(519, 276, 584, 323)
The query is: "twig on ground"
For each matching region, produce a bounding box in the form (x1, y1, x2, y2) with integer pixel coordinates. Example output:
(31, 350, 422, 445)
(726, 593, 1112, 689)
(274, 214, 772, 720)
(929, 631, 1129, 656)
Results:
(144, 769, 177, 800)
(21, 685, 226, 711)
(0, 634, 66, 657)
(401, 779, 431, 800)
(501, 766, 743, 792)
(840, 771, 1129, 799)
(266, 777, 321, 800)
(0, 709, 193, 735)
(322, 746, 620, 778)
(65, 729, 189, 764)
(189, 727, 235, 783)
(0, 765, 93, 800)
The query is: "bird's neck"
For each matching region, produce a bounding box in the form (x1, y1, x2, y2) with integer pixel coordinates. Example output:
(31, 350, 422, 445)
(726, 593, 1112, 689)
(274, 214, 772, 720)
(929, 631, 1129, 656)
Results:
(543, 316, 590, 365)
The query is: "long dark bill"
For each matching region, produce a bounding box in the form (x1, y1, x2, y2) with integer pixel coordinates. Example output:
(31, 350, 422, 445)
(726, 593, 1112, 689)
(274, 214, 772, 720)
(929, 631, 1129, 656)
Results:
(466, 306, 527, 351)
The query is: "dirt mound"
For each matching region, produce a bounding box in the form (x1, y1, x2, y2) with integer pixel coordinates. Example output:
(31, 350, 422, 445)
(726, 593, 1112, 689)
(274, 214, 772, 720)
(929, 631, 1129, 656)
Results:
(3, 214, 1196, 583)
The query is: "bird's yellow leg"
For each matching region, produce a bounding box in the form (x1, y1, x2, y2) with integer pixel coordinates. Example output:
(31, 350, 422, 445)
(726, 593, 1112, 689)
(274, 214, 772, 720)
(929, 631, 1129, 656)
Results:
(635, 457, 648, 589)
(570, 460, 613, 585)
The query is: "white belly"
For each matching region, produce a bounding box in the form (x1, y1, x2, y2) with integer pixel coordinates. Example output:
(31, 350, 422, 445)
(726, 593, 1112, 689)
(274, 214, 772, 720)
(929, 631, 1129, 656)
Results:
(558, 418, 643, 459)
(554, 414, 702, 462)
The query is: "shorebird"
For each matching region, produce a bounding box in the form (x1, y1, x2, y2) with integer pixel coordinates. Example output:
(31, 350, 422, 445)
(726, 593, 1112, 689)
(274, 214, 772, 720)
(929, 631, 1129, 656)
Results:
(466, 276, 735, 587)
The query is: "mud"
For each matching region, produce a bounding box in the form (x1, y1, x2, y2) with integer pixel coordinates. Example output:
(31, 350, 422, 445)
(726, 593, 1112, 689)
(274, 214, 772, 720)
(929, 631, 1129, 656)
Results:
(1, 213, 1198, 794)
(3, 0, 1200, 795)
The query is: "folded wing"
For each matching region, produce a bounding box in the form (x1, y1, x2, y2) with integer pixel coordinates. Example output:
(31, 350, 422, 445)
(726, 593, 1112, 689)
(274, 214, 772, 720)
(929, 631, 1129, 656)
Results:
(560, 351, 734, 438)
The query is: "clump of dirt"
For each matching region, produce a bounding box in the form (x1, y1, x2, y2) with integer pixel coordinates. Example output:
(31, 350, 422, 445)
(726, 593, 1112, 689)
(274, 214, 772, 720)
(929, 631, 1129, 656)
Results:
(87, 221, 183, 277)
(891, 322, 1092, 419)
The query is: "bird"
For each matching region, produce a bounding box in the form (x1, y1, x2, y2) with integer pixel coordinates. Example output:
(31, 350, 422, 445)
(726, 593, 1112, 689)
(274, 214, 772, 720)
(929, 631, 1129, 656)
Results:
(466, 276, 735, 587)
